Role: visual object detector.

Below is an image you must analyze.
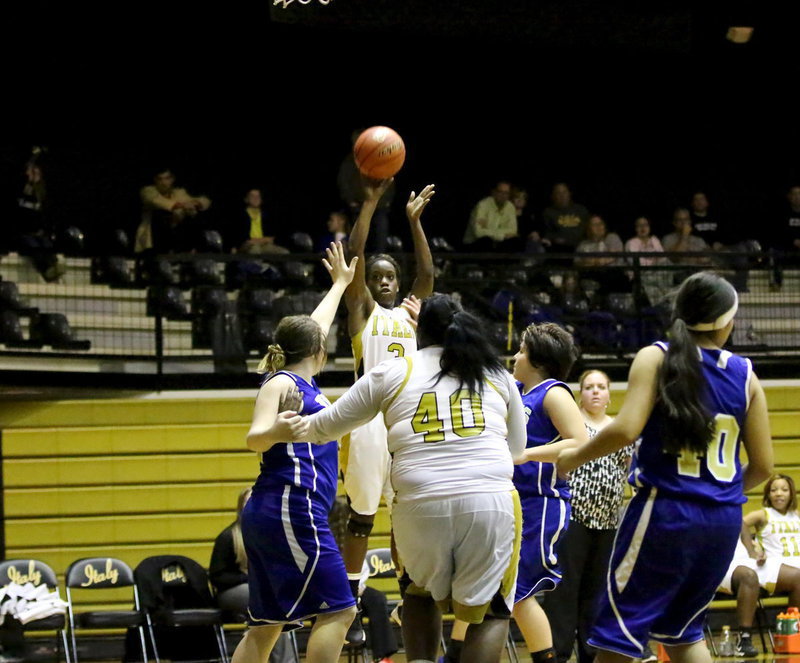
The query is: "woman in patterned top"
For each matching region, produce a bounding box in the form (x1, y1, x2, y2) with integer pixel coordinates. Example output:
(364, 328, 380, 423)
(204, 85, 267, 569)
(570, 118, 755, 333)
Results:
(542, 369, 631, 663)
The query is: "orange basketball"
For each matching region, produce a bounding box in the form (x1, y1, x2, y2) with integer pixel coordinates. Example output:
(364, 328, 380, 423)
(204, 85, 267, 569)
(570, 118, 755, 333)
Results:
(353, 126, 406, 179)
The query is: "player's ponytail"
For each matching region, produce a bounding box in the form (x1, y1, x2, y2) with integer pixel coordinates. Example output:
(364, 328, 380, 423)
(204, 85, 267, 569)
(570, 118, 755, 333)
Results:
(257, 315, 324, 374)
(658, 272, 738, 455)
(258, 344, 286, 374)
(418, 293, 505, 394)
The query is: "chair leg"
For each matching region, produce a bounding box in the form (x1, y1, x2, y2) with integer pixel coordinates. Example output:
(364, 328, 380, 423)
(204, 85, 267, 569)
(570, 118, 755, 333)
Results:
(756, 600, 774, 652)
(215, 624, 230, 663)
(506, 628, 519, 663)
(145, 613, 161, 663)
(137, 625, 149, 663)
(705, 622, 718, 657)
(60, 628, 72, 663)
(288, 630, 301, 663)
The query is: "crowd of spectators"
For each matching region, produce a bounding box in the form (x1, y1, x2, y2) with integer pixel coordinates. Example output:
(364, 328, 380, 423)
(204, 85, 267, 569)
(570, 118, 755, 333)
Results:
(7, 146, 800, 297)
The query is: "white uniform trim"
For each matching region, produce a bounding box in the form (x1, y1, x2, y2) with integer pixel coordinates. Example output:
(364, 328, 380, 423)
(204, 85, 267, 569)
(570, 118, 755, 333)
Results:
(281, 485, 308, 572)
(614, 487, 657, 594)
(286, 489, 322, 618)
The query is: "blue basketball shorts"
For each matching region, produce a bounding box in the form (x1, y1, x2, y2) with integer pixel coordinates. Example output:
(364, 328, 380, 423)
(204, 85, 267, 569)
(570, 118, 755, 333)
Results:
(588, 485, 740, 658)
(515, 495, 570, 602)
(243, 485, 355, 625)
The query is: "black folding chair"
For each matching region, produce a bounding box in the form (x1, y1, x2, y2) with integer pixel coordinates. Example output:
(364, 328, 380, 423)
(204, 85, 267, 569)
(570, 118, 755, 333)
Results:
(65, 557, 147, 662)
(0, 559, 71, 663)
(134, 555, 229, 663)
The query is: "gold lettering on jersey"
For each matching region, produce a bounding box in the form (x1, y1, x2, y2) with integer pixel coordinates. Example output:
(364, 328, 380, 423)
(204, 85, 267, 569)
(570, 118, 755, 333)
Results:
(768, 521, 800, 535)
(391, 319, 403, 338)
(368, 553, 395, 576)
(370, 314, 413, 339)
(161, 566, 186, 583)
(81, 559, 119, 587)
(7, 560, 41, 586)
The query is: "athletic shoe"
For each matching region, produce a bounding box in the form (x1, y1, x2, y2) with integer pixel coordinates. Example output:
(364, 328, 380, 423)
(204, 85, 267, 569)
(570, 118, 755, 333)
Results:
(390, 601, 403, 626)
(736, 634, 757, 657)
(641, 645, 657, 663)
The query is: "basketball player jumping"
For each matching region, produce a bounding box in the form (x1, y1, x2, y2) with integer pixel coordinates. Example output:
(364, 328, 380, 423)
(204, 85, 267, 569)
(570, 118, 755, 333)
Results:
(341, 178, 435, 627)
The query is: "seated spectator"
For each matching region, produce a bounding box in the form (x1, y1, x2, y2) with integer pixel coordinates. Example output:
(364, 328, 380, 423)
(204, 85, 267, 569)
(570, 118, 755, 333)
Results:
(463, 180, 520, 251)
(689, 191, 724, 250)
(228, 188, 289, 255)
(14, 149, 64, 281)
(209, 487, 292, 663)
(555, 271, 590, 313)
(661, 208, 711, 266)
(769, 185, 800, 289)
(542, 183, 589, 252)
(136, 168, 211, 254)
(624, 216, 670, 305)
(777, 186, 800, 252)
(574, 214, 629, 294)
(624, 217, 665, 260)
(575, 215, 624, 267)
(317, 210, 350, 252)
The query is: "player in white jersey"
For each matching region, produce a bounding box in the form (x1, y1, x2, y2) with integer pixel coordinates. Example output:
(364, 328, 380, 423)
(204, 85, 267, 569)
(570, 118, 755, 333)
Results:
(341, 178, 435, 611)
(746, 474, 800, 567)
(286, 294, 526, 663)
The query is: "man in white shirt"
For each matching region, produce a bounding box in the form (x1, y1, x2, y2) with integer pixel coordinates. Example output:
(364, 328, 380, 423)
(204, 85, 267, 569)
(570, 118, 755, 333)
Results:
(463, 181, 519, 251)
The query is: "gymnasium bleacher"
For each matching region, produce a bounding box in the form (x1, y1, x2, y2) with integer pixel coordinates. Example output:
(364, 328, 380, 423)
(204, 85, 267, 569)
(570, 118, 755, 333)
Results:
(2, 249, 800, 660)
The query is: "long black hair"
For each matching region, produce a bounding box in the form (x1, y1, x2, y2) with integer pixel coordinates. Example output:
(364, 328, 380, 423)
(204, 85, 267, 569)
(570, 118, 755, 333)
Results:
(417, 293, 505, 394)
(658, 272, 738, 455)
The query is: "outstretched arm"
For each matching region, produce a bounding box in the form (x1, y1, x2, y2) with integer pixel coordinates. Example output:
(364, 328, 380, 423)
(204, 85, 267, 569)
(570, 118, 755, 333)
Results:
(310, 241, 358, 335)
(406, 184, 436, 299)
(345, 179, 393, 335)
(557, 345, 662, 473)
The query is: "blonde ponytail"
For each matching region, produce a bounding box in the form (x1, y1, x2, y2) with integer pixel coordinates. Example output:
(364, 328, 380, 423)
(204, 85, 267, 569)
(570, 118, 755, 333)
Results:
(258, 344, 286, 374)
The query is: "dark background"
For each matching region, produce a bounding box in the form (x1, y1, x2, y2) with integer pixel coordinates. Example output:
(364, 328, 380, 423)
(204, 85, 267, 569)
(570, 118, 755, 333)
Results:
(1, 1, 797, 249)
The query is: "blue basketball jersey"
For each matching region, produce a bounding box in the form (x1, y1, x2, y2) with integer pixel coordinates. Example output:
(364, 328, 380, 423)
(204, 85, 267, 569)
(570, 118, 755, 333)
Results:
(513, 379, 572, 500)
(630, 342, 752, 504)
(252, 371, 339, 510)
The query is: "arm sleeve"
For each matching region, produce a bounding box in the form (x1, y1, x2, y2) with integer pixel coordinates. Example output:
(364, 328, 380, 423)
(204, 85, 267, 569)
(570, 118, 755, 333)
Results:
(307, 363, 395, 442)
(500, 371, 526, 460)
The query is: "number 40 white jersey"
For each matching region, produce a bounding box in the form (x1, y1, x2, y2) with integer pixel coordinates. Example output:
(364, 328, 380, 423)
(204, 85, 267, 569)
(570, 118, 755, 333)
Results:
(307, 346, 527, 504)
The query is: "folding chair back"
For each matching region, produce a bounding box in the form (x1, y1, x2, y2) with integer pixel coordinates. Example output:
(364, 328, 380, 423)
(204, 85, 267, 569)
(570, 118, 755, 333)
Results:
(65, 557, 146, 662)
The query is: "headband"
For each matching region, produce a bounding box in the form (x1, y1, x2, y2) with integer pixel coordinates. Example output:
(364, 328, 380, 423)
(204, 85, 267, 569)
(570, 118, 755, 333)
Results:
(685, 291, 738, 332)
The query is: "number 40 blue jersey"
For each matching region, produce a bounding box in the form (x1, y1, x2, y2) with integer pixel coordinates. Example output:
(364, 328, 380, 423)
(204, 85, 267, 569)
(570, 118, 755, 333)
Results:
(630, 342, 753, 505)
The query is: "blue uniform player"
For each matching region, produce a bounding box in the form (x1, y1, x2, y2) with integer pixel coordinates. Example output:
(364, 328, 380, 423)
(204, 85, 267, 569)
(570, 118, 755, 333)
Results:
(558, 272, 773, 663)
(231, 242, 359, 663)
(510, 323, 588, 663)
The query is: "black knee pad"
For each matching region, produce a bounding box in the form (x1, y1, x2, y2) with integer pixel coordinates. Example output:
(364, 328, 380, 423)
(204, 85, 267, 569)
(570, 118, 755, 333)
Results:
(485, 592, 512, 620)
(398, 570, 412, 597)
(347, 511, 374, 538)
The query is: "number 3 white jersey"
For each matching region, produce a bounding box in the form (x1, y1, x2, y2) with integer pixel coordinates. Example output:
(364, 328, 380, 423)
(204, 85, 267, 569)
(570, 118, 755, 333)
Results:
(352, 302, 417, 377)
(307, 346, 527, 504)
(758, 506, 800, 566)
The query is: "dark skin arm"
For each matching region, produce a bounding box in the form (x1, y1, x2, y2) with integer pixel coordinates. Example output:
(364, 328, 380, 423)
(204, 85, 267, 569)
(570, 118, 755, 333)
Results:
(345, 179, 392, 337)
(407, 184, 436, 299)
